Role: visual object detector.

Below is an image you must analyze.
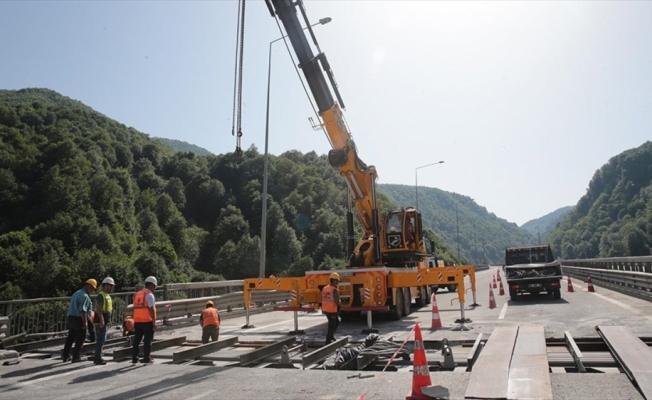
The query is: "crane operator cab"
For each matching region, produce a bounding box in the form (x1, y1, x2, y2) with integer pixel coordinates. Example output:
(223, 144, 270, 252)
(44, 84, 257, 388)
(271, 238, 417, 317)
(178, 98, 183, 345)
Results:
(382, 208, 425, 266)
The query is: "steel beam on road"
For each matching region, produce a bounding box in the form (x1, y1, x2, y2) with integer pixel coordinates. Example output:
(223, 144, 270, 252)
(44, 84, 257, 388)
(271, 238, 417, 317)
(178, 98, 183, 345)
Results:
(172, 336, 238, 362)
(239, 336, 297, 367)
(356, 353, 378, 370)
(113, 336, 186, 361)
(564, 331, 586, 372)
(466, 333, 484, 370)
(301, 336, 349, 370)
(7, 336, 68, 353)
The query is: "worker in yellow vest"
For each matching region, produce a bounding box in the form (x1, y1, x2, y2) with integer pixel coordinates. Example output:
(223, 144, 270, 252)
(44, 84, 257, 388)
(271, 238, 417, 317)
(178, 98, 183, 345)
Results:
(199, 300, 220, 344)
(93, 277, 114, 365)
(321, 272, 341, 345)
(131, 276, 157, 364)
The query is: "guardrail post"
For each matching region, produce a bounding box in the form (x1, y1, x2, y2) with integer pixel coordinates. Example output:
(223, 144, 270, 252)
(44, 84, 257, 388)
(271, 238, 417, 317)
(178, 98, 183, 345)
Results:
(242, 290, 254, 329)
(163, 285, 169, 301)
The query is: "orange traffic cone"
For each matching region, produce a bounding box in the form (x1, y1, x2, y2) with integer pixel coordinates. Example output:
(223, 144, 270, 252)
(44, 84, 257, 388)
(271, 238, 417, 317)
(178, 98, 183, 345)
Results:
(567, 274, 574, 292)
(499, 280, 505, 296)
(489, 285, 497, 309)
(430, 293, 442, 330)
(492, 275, 497, 289)
(496, 270, 501, 282)
(587, 274, 595, 292)
(406, 323, 434, 400)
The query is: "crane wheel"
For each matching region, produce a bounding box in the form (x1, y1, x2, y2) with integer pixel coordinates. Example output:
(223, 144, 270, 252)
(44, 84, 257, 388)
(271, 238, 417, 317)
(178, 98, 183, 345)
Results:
(389, 290, 404, 321)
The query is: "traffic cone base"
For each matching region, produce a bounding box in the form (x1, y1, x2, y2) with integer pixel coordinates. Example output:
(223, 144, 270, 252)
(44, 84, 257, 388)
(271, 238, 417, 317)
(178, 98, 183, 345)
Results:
(430, 293, 442, 330)
(406, 323, 434, 400)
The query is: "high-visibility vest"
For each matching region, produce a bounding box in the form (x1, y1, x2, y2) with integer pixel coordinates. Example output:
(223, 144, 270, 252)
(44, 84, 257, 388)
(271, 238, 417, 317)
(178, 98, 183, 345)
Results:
(201, 308, 220, 328)
(321, 285, 338, 313)
(98, 290, 113, 312)
(133, 289, 152, 323)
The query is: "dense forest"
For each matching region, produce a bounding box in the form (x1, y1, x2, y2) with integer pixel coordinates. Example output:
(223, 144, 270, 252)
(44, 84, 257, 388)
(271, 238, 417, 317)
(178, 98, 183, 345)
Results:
(380, 184, 536, 264)
(0, 88, 462, 300)
(520, 206, 573, 239)
(547, 141, 652, 259)
(154, 137, 212, 156)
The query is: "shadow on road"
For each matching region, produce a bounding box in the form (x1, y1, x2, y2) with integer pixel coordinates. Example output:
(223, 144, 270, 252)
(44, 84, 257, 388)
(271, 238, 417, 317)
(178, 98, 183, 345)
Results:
(508, 295, 570, 306)
(69, 364, 140, 384)
(1, 361, 70, 379)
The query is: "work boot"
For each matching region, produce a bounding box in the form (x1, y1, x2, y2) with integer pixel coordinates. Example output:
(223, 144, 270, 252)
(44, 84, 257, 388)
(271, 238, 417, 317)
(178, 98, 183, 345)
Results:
(71, 356, 87, 363)
(62, 355, 71, 363)
(140, 358, 154, 364)
(94, 358, 107, 365)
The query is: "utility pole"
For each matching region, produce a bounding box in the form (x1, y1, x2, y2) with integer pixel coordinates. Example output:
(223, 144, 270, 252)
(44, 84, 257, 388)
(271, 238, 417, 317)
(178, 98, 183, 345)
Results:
(537, 226, 541, 245)
(473, 221, 477, 264)
(456, 203, 460, 262)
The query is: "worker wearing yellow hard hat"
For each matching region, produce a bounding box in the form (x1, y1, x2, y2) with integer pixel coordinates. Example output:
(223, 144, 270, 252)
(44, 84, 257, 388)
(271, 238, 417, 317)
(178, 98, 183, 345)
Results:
(62, 278, 97, 363)
(200, 300, 220, 344)
(322, 272, 341, 345)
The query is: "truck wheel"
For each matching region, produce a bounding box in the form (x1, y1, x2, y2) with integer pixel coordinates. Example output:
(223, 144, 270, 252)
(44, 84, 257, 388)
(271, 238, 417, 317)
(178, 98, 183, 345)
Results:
(415, 286, 426, 307)
(509, 288, 518, 302)
(403, 288, 411, 316)
(390, 290, 404, 321)
(447, 284, 458, 293)
(553, 287, 561, 300)
(424, 286, 432, 305)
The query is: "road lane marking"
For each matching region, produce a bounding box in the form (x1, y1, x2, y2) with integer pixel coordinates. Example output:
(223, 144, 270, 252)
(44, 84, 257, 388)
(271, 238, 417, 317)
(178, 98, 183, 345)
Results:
(187, 389, 217, 400)
(498, 303, 508, 320)
(563, 279, 652, 323)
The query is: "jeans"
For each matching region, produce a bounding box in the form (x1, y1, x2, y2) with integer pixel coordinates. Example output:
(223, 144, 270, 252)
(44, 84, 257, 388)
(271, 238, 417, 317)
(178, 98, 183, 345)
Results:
(132, 322, 155, 362)
(94, 323, 108, 361)
(62, 316, 85, 359)
(201, 325, 219, 344)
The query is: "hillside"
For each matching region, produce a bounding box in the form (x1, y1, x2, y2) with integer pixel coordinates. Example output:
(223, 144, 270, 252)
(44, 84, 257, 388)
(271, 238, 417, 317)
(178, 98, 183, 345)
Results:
(547, 141, 652, 259)
(379, 184, 535, 264)
(154, 137, 212, 156)
(521, 206, 573, 238)
(0, 88, 460, 299)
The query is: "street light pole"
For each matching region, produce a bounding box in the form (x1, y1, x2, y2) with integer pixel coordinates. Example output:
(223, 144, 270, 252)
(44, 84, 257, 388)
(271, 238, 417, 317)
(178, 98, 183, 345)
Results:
(259, 17, 332, 279)
(414, 161, 444, 211)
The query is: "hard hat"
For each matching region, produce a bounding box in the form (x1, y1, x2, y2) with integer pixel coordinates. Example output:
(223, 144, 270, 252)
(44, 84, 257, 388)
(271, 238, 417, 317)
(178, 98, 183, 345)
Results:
(206, 300, 214, 306)
(145, 276, 158, 286)
(329, 272, 341, 281)
(102, 277, 115, 286)
(85, 279, 97, 289)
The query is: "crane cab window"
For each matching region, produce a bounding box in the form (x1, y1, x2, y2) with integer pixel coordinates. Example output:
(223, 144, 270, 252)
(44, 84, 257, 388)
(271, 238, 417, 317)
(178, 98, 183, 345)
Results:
(387, 214, 403, 233)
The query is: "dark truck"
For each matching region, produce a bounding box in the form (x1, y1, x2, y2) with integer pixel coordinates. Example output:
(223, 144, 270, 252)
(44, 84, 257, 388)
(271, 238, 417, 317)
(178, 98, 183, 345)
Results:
(504, 245, 563, 301)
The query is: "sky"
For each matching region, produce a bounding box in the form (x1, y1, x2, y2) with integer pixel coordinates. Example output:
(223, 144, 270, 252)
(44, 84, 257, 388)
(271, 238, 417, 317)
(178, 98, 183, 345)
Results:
(1, 1, 651, 226)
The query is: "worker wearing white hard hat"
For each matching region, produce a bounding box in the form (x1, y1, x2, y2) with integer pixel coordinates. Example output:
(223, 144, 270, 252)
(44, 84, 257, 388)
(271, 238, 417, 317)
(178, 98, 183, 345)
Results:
(132, 276, 158, 364)
(93, 277, 115, 365)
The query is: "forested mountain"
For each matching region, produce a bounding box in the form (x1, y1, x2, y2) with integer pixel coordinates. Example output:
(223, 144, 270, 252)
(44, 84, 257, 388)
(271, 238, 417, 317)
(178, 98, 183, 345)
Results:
(547, 141, 652, 259)
(379, 184, 536, 264)
(521, 206, 573, 238)
(154, 137, 212, 156)
(0, 88, 459, 300)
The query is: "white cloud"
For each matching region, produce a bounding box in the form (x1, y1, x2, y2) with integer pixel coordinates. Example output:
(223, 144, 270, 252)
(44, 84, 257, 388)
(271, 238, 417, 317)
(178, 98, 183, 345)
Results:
(373, 46, 386, 63)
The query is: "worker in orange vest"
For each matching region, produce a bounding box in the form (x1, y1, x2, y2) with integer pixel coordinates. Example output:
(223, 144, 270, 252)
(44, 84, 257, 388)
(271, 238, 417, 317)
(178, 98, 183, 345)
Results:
(199, 300, 220, 344)
(321, 272, 341, 345)
(131, 276, 158, 364)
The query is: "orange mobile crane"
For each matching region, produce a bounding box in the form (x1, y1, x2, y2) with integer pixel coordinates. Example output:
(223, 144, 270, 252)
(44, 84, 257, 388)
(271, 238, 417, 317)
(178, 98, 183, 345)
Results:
(244, 0, 477, 329)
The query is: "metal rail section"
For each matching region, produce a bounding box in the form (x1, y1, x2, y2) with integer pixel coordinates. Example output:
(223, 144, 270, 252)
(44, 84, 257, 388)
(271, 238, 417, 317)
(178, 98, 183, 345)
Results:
(302, 336, 349, 370)
(466, 333, 484, 370)
(239, 336, 297, 367)
(564, 331, 586, 373)
(172, 336, 238, 363)
(113, 336, 187, 361)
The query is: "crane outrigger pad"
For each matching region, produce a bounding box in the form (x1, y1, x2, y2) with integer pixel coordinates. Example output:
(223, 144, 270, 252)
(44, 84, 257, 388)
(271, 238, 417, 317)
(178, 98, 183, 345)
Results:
(597, 325, 652, 400)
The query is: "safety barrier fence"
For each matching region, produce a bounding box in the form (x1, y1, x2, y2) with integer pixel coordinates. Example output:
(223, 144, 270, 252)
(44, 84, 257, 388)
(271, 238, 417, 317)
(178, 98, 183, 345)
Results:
(562, 256, 652, 273)
(562, 264, 652, 301)
(0, 280, 248, 340)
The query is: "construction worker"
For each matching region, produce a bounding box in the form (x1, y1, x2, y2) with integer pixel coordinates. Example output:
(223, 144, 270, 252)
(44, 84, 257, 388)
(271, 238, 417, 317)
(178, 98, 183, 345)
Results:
(93, 277, 115, 365)
(321, 272, 341, 345)
(199, 300, 220, 344)
(62, 279, 96, 362)
(123, 316, 135, 337)
(131, 276, 158, 364)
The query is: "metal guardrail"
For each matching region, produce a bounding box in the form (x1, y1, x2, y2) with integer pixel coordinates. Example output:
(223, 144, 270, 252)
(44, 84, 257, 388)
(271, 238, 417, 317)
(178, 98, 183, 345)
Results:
(562, 265, 652, 301)
(563, 256, 652, 274)
(0, 280, 248, 338)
